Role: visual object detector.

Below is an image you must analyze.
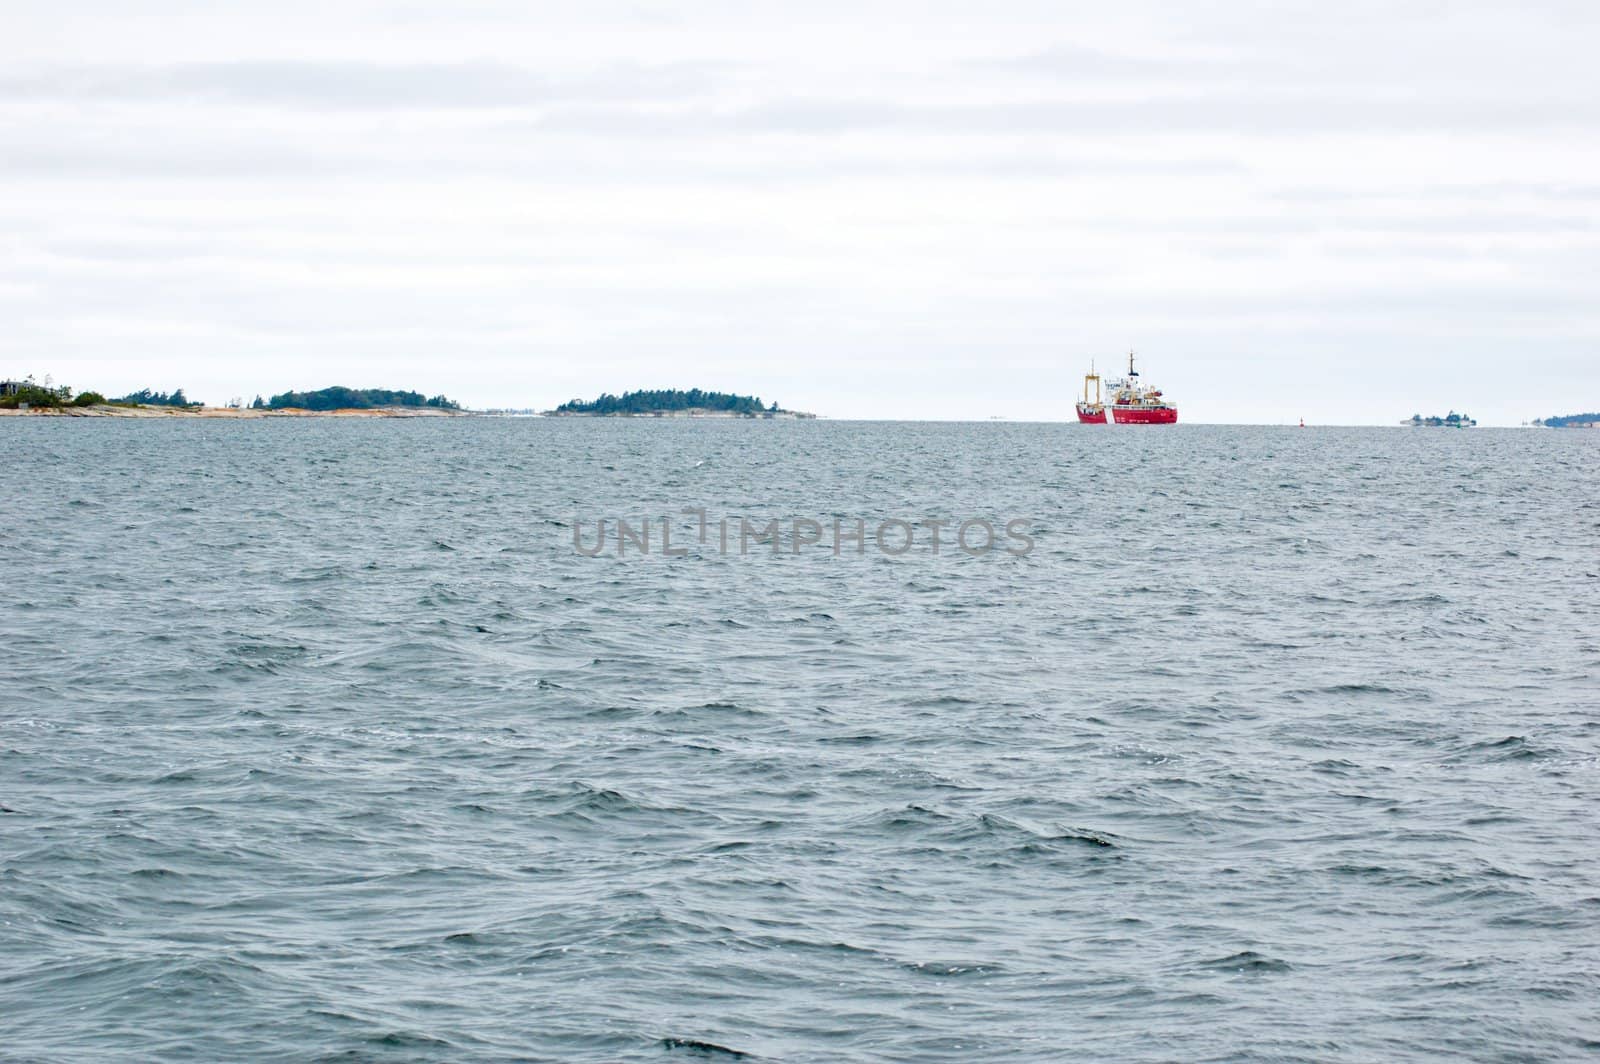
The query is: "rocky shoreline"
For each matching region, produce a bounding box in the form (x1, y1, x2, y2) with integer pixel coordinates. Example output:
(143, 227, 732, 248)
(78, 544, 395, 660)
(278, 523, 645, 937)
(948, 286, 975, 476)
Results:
(1, 405, 471, 419)
(544, 408, 816, 419)
(4, 404, 816, 420)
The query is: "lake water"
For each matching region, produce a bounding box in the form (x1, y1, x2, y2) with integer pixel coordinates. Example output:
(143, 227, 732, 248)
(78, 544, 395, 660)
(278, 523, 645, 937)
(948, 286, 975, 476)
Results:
(2, 419, 1597, 1061)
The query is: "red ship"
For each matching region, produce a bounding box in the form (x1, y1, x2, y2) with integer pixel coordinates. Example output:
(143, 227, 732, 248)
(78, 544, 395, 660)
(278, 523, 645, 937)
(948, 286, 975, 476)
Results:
(1076, 351, 1178, 424)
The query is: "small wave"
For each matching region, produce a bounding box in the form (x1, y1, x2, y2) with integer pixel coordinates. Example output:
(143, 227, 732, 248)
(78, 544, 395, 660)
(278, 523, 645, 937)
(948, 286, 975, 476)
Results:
(544, 781, 685, 826)
(366, 1030, 455, 1050)
(855, 803, 956, 834)
(1200, 951, 1292, 973)
(853, 806, 1119, 853)
(902, 960, 997, 978)
(977, 814, 1118, 849)
(1283, 683, 1433, 705)
(654, 701, 766, 719)
(565, 782, 640, 811)
(814, 733, 883, 745)
(1447, 735, 1552, 762)
(661, 1037, 749, 1058)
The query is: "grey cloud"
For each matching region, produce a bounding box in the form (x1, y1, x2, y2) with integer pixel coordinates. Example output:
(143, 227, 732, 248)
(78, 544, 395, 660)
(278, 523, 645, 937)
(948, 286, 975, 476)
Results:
(2, 126, 1244, 183)
(0, 60, 719, 109)
(975, 43, 1238, 80)
(529, 93, 1600, 137)
(1068, 284, 1600, 323)
(1075, 213, 1600, 237)
(4, 141, 371, 180)
(1272, 182, 1600, 204)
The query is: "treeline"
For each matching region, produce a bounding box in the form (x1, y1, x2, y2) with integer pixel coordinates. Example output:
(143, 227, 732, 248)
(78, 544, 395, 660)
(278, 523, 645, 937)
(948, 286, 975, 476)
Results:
(3, 375, 204, 409)
(555, 389, 780, 415)
(0, 379, 102, 409)
(260, 387, 460, 411)
(114, 388, 199, 407)
(3, 374, 462, 412)
(1534, 412, 1600, 427)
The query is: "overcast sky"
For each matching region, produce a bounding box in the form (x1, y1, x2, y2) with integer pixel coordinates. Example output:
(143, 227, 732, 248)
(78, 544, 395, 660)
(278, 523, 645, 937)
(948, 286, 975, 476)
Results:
(3, 1, 1597, 422)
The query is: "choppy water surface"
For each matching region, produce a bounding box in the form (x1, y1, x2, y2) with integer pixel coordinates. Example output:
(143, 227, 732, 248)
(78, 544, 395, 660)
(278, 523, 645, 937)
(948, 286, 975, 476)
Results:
(2, 419, 1597, 1062)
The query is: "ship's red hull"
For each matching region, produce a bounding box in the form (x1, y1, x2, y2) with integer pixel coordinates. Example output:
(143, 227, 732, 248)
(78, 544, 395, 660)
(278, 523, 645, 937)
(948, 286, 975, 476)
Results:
(1111, 406, 1177, 424)
(1077, 405, 1177, 424)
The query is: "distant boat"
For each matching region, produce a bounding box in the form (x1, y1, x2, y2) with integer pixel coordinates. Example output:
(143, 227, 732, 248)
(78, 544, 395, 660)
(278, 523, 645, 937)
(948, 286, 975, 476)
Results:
(1076, 351, 1178, 424)
(1403, 412, 1475, 428)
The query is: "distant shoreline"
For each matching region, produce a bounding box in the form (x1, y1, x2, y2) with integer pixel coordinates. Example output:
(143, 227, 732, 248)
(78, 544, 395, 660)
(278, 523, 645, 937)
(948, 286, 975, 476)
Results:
(0, 405, 470, 419)
(0, 405, 824, 420)
(545, 408, 816, 419)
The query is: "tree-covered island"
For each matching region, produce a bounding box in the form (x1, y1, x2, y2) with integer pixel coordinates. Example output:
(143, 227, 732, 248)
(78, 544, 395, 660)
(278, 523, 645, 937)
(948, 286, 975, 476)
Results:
(114, 388, 201, 408)
(1532, 412, 1600, 428)
(260, 387, 460, 411)
(0, 376, 191, 410)
(550, 388, 813, 418)
(2, 374, 462, 416)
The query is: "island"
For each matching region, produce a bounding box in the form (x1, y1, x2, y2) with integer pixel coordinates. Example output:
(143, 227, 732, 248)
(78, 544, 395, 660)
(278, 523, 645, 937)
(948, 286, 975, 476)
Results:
(1, 376, 466, 417)
(1532, 412, 1599, 428)
(114, 388, 202, 408)
(258, 387, 460, 412)
(1402, 412, 1476, 428)
(548, 388, 815, 418)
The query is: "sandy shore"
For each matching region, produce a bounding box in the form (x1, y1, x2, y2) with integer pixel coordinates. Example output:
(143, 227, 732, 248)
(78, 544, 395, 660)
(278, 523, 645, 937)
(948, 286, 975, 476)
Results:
(1, 405, 471, 418)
